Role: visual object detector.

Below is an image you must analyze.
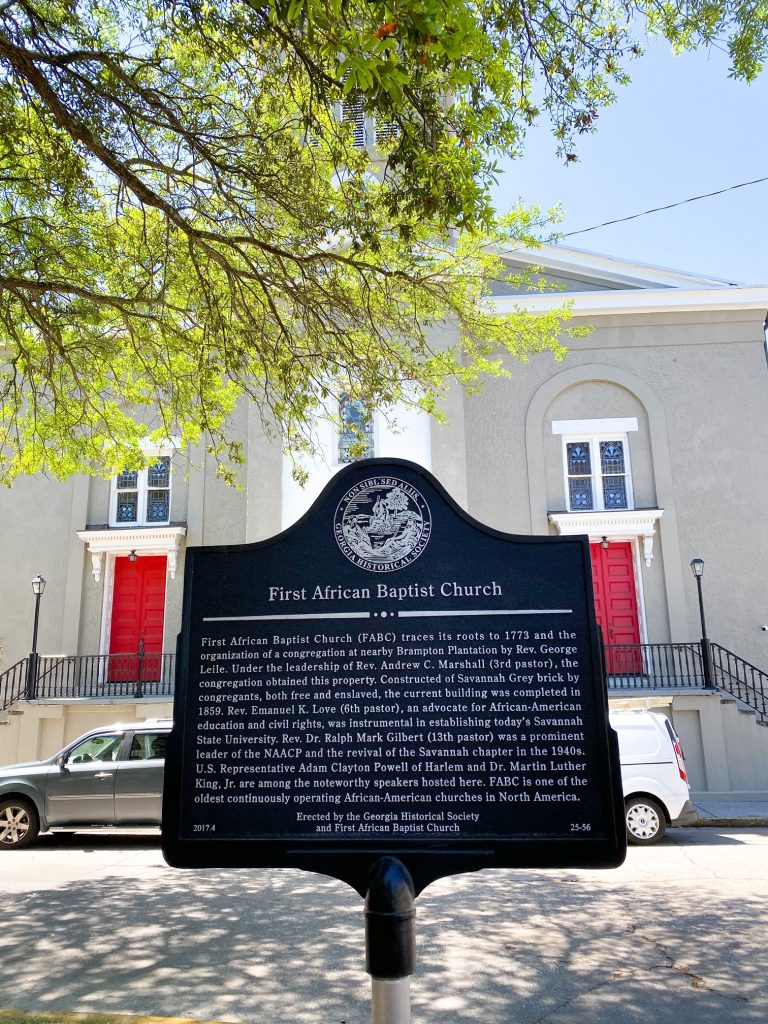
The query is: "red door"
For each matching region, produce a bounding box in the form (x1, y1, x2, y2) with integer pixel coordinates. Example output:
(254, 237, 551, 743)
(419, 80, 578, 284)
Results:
(109, 556, 167, 682)
(590, 542, 641, 675)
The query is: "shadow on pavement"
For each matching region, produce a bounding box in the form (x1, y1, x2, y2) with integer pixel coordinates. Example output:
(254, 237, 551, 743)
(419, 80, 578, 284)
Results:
(666, 826, 766, 846)
(2, 844, 768, 1024)
(34, 831, 162, 852)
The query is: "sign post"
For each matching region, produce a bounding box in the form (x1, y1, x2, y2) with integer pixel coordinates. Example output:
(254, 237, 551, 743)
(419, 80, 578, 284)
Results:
(365, 857, 416, 1024)
(163, 459, 626, 1019)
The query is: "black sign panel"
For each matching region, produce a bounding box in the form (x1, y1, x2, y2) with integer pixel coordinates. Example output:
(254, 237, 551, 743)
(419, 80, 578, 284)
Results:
(163, 459, 626, 893)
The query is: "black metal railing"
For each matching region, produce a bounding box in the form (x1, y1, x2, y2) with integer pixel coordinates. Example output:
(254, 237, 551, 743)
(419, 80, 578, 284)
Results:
(710, 643, 768, 723)
(0, 652, 176, 712)
(0, 659, 30, 714)
(1, 641, 766, 724)
(604, 642, 707, 690)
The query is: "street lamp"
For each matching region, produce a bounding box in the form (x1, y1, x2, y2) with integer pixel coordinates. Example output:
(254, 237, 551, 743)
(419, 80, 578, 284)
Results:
(690, 558, 713, 688)
(27, 574, 46, 700)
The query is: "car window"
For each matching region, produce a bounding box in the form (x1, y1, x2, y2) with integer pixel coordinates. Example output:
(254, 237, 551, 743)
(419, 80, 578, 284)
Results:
(129, 732, 168, 761)
(66, 733, 123, 765)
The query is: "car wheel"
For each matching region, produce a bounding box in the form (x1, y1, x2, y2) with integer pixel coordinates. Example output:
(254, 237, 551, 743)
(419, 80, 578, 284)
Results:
(625, 796, 666, 845)
(0, 797, 40, 849)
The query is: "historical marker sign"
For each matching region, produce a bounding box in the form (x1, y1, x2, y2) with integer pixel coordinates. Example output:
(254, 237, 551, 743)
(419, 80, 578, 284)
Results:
(163, 459, 626, 893)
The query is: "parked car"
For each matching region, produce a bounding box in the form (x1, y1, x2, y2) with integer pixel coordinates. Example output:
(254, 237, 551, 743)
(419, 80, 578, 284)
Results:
(0, 719, 172, 849)
(1, 711, 696, 850)
(611, 709, 698, 844)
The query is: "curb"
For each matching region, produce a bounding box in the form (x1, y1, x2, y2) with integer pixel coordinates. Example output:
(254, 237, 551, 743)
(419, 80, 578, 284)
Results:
(690, 817, 768, 828)
(0, 1012, 231, 1024)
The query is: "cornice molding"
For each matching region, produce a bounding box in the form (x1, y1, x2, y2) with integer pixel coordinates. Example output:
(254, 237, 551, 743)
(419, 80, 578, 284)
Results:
(548, 509, 664, 567)
(77, 526, 187, 582)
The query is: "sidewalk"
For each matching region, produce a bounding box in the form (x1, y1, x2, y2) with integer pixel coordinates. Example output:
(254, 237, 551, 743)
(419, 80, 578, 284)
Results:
(4, 831, 768, 1024)
(691, 792, 768, 827)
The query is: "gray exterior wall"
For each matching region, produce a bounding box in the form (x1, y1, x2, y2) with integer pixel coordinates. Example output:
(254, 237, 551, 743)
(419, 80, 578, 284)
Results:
(1, 287, 767, 675)
(2, 252, 768, 794)
(440, 309, 768, 666)
(1, 474, 90, 667)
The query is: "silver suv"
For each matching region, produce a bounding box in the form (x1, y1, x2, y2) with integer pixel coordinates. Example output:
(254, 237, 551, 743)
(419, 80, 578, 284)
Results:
(0, 719, 171, 849)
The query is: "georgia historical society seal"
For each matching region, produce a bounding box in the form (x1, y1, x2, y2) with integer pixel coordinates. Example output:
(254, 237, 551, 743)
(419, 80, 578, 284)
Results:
(334, 476, 432, 572)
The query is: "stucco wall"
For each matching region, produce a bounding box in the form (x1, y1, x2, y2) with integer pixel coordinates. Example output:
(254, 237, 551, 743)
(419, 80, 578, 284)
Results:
(672, 693, 768, 793)
(0, 700, 173, 765)
(2, 299, 767, 690)
(0, 475, 82, 668)
(453, 309, 768, 665)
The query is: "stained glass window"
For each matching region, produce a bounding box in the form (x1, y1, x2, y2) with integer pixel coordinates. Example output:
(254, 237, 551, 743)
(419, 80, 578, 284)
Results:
(112, 456, 172, 526)
(147, 458, 170, 488)
(600, 441, 625, 476)
(567, 443, 591, 474)
(115, 470, 139, 523)
(603, 478, 628, 508)
(116, 470, 138, 490)
(117, 495, 138, 523)
(565, 438, 629, 512)
(600, 441, 627, 509)
(568, 477, 594, 510)
(147, 490, 170, 522)
(339, 396, 374, 463)
(566, 442, 593, 511)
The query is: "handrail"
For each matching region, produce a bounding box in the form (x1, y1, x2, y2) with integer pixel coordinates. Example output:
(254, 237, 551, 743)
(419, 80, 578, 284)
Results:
(604, 642, 706, 690)
(710, 643, 768, 723)
(0, 659, 30, 713)
(0, 652, 175, 712)
(2, 642, 766, 723)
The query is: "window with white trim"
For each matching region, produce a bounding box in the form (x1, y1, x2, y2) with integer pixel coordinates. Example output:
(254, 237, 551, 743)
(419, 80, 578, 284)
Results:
(553, 418, 637, 513)
(110, 457, 172, 526)
(564, 438, 631, 511)
(338, 395, 375, 463)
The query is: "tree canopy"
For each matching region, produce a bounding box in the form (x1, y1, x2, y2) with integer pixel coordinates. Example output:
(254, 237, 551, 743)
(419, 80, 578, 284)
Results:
(0, 0, 764, 483)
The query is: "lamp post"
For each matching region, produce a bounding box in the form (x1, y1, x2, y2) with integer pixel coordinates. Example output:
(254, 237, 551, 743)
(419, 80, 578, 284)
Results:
(690, 558, 713, 688)
(26, 573, 46, 700)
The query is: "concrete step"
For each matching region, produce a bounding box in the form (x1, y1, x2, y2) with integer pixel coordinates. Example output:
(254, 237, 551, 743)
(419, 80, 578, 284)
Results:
(720, 695, 767, 726)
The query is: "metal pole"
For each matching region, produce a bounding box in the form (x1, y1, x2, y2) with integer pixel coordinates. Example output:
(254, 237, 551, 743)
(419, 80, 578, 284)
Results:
(365, 857, 416, 1024)
(134, 636, 145, 699)
(31, 590, 41, 657)
(696, 575, 714, 688)
(371, 978, 411, 1024)
(26, 591, 42, 700)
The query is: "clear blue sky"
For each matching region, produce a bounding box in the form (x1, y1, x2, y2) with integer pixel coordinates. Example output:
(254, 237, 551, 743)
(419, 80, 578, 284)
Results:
(492, 38, 768, 285)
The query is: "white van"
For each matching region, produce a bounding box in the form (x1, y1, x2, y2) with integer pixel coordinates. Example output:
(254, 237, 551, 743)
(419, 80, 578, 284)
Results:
(610, 710, 698, 845)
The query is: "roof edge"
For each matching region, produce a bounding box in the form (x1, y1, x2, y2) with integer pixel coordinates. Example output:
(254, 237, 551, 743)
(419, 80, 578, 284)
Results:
(486, 285, 768, 317)
(495, 242, 743, 290)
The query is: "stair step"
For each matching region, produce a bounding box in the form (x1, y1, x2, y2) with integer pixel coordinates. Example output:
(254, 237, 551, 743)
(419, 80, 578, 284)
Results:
(720, 695, 768, 726)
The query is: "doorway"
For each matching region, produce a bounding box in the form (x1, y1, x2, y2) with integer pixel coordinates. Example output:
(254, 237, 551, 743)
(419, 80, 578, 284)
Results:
(108, 555, 167, 681)
(590, 541, 641, 674)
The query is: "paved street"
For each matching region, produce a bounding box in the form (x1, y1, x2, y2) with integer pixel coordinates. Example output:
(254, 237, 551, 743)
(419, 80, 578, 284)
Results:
(3, 828, 768, 1023)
